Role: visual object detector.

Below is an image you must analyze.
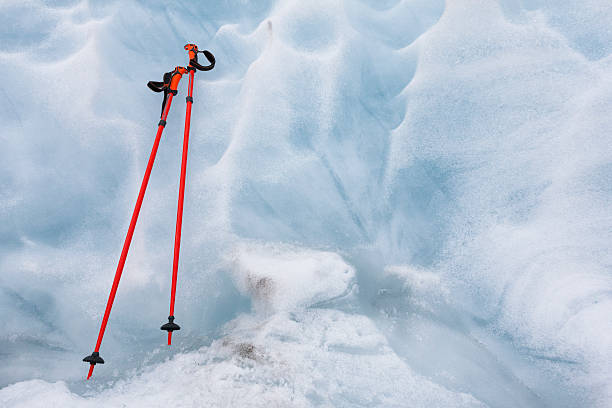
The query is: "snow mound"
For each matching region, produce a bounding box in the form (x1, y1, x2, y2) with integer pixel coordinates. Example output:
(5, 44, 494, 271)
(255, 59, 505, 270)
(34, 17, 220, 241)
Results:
(230, 242, 355, 312)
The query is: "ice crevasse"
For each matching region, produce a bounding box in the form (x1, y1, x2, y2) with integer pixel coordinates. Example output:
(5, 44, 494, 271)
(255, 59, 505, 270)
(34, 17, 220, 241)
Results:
(0, 0, 611, 407)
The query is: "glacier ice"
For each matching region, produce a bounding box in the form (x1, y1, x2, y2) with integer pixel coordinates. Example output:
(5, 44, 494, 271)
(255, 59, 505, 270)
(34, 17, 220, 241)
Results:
(0, 0, 611, 406)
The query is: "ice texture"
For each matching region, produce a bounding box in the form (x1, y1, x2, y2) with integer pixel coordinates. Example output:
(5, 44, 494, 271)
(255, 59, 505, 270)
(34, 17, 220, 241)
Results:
(1, 0, 611, 407)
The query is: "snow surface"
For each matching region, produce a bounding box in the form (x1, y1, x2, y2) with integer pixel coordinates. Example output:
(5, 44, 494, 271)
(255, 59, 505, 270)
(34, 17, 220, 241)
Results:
(1, 0, 611, 407)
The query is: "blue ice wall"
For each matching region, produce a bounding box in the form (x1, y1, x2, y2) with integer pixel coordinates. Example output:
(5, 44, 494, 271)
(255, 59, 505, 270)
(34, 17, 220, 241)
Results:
(0, 0, 611, 406)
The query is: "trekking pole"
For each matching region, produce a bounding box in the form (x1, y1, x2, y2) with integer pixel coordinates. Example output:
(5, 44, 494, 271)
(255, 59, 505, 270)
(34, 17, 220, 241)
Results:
(83, 66, 189, 380)
(161, 44, 215, 345)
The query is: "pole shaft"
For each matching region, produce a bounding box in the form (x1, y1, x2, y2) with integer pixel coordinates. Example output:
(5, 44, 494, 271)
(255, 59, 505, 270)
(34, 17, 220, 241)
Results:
(168, 70, 194, 345)
(87, 93, 175, 379)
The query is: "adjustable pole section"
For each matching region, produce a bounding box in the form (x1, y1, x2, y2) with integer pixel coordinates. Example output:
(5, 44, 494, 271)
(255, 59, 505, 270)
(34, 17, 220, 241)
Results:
(84, 94, 175, 380)
(162, 69, 195, 345)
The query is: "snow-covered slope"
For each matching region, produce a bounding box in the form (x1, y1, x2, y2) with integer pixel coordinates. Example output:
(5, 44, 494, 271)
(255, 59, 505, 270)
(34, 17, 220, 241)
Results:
(0, 0, 611, 406)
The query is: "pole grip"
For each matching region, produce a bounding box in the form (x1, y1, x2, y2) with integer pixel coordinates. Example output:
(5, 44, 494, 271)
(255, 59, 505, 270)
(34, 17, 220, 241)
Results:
(190, 50, 215, 71)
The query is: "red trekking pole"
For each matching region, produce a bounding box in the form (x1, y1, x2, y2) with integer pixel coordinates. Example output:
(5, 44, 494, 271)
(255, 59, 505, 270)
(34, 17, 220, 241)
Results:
(83, 65, 191, 380)
(161, 44, 215, 345)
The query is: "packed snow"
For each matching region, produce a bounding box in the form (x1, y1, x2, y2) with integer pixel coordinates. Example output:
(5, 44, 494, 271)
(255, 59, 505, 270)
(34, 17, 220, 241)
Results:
(0, 0, 611, 407)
